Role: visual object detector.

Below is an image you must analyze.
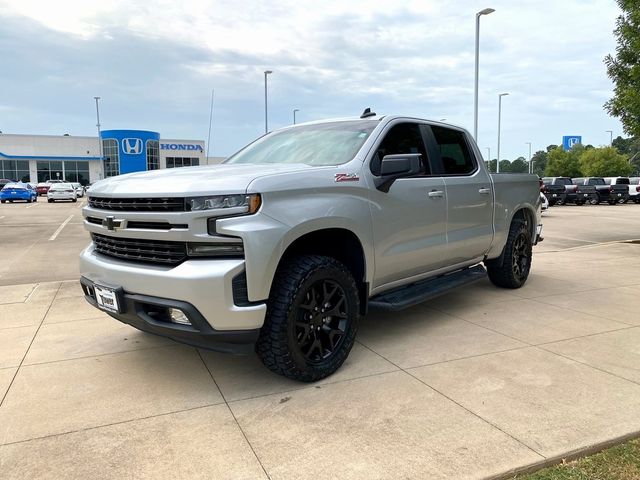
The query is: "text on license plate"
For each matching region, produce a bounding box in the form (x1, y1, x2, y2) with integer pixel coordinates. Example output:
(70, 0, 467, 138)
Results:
(94, 285, 119, 312)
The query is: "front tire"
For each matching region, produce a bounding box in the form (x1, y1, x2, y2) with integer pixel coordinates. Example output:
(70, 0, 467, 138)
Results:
(256, 255, 360, 382)
(48, 199, 53, 203)
(485, 220, 532, 289)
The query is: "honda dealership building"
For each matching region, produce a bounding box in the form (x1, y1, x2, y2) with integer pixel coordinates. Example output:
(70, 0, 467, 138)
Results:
(0, 129, 217, 185)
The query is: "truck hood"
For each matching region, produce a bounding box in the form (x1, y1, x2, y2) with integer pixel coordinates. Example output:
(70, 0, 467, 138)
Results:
(88, 163, 312, 197)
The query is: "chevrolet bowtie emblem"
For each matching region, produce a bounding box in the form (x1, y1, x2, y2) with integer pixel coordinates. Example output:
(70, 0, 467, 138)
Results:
(102, 216, 123, 231)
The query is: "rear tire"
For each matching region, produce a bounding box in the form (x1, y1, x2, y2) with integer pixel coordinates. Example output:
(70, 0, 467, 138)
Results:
(589, 194, 600, 205)
(72, 198, 77, 203)
(48, 199, 53, 203)
(256, 255, 360, 382)
(485, 220, 532, 289)
(0, 200, 5, 204)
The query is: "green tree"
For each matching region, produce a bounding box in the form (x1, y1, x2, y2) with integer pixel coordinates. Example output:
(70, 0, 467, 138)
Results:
(498, 160, 512, 173)
(613, 136, 640, 174)
(484, 159, 497, 173)
(510, 157, 529, 173)
(579, 147, 633, 176)
(605, 0, 640, 136)
(545, 147, 582, 177)
(531, 150, 548, 176)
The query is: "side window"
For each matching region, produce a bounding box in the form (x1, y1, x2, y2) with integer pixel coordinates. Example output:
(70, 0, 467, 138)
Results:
(431, 126, 475, 175)
(371, 123, 430, 175)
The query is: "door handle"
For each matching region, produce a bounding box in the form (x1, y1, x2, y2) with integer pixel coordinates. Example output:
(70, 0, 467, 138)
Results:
(428, 190, 444, 198)
(479, 188, 491, 195)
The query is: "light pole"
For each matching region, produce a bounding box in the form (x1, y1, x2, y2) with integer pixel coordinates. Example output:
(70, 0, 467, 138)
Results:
(293, 108, 299, 125)
(94, 97, 103, 176)
(474, 7, 495, 141)
(206, 88, 214, 162)
(485, 147, 491, 172)
(264, 70, 273, 134)
(496, 92, 509, 173)
(606, 130, 613, 147)
(526, 142, 532, 173)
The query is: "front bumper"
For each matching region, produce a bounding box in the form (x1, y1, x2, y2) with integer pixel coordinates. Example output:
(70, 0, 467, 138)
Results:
(79, 244, 267, 352)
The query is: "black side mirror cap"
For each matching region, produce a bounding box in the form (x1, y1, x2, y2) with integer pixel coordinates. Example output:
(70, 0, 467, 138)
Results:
(375, 154, 424, 192)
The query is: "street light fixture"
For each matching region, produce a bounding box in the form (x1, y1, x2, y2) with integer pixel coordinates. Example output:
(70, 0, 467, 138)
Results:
(206, 88, 214, 162)
(526, 142, 532, 174)
(94, 96, 103, 167)
(264, 70, 273, 134)
(606, 130, 613, 147)
(496, 92, 509, 173)
(293, 109, 300, 125)
(474, 7, 495, 141)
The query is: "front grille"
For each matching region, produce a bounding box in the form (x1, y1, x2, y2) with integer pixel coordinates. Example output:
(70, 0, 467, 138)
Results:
(88, 196, 186, 212)
(92, 233, 187, 265)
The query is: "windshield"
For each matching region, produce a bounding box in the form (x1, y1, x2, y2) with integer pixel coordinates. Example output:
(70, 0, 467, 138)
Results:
(225, 120, 377, 166)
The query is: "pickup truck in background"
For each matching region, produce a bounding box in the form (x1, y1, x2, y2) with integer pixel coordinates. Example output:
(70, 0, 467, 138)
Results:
(540, 179, 567, 206)
(604, 177, 635, 204)
(542, 177, 597, 205)
(79, 112, 542, 382)
(627, 177, 640, 204)
(573, 177, 629, 205)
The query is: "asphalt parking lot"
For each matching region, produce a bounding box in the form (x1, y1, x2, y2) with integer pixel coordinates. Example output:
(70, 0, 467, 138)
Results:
(1, 201, 640, 479)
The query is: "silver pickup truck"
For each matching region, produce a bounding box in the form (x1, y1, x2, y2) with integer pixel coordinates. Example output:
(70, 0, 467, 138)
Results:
(79, 113, 542, 381)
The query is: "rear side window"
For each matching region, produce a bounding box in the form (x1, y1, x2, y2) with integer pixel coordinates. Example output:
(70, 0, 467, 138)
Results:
(557, 178, 572, 185)
(372, 123, 430, 175)
(431, 126, 475, 175)
(616, 178, 630, 185)
(588, 178, 605, 185)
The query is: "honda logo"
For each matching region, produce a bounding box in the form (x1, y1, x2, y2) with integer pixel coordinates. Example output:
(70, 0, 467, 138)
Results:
(122, 138, 143, 155)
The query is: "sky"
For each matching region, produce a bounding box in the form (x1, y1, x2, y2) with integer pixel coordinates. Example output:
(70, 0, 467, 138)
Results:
(0, 0, 624, 159)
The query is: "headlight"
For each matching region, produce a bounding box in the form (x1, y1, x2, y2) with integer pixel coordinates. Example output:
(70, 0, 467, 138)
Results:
(188, 193, 261, 214)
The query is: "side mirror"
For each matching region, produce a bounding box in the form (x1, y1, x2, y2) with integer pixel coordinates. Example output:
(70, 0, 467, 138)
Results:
(375, 154, 424, 192)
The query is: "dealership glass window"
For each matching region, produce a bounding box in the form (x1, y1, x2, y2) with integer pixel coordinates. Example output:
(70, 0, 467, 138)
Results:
(37, 161, 64, 182)
(0, 160, 30, 182)
(102, 139, 120, 177)
(165, 157, 200, 168)
(63, 161, 91, 185)
(147, 140, 159, 170)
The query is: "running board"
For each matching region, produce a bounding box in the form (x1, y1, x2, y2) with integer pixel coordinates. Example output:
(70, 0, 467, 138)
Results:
(368, 265, 487, 312)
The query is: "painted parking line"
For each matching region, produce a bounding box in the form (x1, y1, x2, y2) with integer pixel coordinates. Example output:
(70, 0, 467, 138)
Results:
(49, 214, 74, 241)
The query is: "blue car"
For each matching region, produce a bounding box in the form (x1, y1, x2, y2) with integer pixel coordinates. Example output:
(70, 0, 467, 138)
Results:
(0, 183, 38, 203)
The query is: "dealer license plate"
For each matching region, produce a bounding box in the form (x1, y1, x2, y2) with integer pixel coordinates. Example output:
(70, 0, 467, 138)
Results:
(94, 285, 119, 313)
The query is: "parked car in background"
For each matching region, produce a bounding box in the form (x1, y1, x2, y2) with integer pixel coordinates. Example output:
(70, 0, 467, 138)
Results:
(540, 192, 549, 211)
(628, 177, 640, 204)
(0, 179, 14, 190)
(36, 179, 64, 196)
(47, 183, 77, 203)
(72, 182, 85, 198)
(540, 178, 567, 206)
(0, 182, 38, 203)
(573, 177, 628, 205)
(604, 177, 632, 204)
(542, 177, 596, 205)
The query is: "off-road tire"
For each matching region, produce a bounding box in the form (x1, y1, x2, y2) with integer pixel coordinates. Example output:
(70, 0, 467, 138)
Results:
(485, 220, 532, 289)
(256, 255, 360, 382)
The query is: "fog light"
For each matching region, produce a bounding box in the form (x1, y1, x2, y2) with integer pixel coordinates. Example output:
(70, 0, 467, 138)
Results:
(169, 308, 191, 326)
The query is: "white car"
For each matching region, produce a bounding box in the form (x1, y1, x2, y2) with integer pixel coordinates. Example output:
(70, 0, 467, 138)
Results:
(627, 177, 640, 204)
(47, 183, 77, 203)
(71, 182, 85, 198)
(540, 192, 549, 211)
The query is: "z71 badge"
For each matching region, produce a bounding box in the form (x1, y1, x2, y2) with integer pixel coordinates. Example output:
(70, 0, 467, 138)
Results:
(334, 173, 360, 182)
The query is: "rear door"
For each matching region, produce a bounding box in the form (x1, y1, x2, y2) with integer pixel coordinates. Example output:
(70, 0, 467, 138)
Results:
(426, 125, 494, 264)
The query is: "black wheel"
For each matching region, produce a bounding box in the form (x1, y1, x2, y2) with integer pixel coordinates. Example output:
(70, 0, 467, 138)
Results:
(27, 198, 32, 203)
(256, 255, 359, 382)
(485, 220, 532, 289)
(608, 199, 617, 205)
(48, 199, 53, 203)
(589, 194, 600, 205)
(72, 198, 77, 203)
(0, 200, 5, 204)
(34, 196, 37, 202)
(620, 198, 628, 204)
(576, 200, 585, 206)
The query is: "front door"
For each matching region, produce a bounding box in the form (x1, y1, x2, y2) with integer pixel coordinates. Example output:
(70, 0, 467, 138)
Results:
(367, 121, 448, 290)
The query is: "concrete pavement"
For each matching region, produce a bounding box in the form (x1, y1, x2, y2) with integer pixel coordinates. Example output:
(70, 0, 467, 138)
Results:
(0, 203, 640, 478)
